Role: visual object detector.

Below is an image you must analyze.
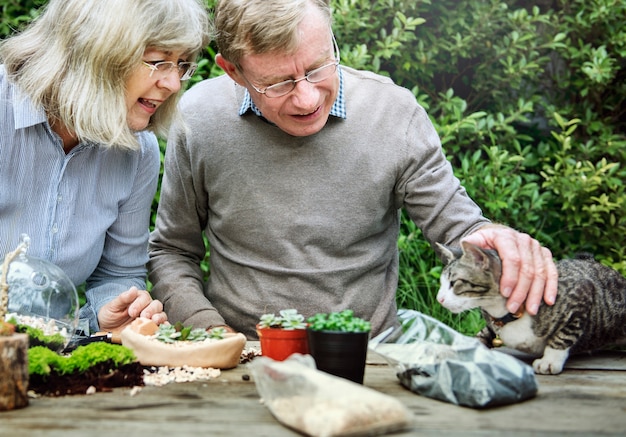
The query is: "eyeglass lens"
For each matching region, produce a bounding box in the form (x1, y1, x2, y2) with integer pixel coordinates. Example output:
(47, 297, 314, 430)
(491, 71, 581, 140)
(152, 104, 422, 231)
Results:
(145, 61, 197, 81)
(264, 62, 338, 97)
(262, 33, 340, 98)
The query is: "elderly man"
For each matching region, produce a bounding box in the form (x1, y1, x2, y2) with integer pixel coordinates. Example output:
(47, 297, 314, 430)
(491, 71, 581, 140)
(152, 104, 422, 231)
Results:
(148, 0, 557, 339)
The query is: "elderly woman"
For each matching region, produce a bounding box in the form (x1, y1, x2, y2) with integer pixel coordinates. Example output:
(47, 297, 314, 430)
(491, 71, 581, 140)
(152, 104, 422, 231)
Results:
(0, 0, 210, 333)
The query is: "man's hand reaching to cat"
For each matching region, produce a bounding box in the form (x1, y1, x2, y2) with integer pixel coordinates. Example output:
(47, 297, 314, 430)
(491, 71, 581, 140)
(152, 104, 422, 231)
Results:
(462, 224, 558, 315)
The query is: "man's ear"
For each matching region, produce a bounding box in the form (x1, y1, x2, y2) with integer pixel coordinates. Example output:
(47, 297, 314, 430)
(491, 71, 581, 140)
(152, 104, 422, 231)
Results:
(215, 54, 245, 86)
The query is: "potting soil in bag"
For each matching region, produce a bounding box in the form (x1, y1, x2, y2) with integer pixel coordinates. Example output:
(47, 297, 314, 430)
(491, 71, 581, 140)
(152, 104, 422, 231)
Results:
(248, 354, 413, 437)
(369, 309, 538, 408)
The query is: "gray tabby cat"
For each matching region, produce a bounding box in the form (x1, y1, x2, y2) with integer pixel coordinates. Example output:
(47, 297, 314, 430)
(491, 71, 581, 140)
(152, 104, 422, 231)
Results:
(436, 241, 626, 374)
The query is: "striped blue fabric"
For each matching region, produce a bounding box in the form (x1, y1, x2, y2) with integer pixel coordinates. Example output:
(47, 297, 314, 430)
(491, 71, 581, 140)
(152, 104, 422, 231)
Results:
(0, 66, 160, 331)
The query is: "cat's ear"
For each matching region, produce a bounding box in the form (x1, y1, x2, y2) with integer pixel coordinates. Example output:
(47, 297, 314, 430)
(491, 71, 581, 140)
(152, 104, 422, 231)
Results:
(460, 241, 492, 269)
(435, 242, 459, 265)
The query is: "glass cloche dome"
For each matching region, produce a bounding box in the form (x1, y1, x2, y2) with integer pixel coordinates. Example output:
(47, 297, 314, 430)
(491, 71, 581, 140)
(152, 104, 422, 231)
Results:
(1, 235, 79, 350)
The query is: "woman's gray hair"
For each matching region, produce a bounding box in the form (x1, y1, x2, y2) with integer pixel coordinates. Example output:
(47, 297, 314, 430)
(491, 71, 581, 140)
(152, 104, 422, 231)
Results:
(215, 0, 331, 67)
(0, 0, 211, 150)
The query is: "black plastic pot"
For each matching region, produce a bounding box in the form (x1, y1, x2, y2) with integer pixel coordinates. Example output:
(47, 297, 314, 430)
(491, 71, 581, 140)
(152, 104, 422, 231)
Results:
(306, 329, 370, 384)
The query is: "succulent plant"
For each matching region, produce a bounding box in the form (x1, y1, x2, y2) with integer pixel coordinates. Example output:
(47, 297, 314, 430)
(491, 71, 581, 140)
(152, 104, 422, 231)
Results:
(258, 309, 307, 330)
(307, 310, 371, 333)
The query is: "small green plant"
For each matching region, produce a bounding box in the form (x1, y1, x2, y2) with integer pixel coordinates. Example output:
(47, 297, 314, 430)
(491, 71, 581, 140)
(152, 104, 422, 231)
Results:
(155, 321, 219, 343)
(28, 343, 136, 376)
(307, 310, 371, 333)
(14, 322, 66, 350)
(208, 326, 226, 339)
(258, 309, 307, 330)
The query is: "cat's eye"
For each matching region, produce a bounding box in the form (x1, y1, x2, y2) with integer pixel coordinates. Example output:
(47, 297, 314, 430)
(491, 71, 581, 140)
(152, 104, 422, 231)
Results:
(450, 279, 467, 288)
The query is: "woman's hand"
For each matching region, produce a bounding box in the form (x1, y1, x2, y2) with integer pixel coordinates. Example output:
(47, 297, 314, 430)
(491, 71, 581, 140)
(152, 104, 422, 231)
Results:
(97, 286, 168, 334)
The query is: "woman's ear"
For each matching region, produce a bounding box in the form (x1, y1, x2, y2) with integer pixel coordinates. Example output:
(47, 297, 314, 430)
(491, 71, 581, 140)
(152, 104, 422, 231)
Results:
(215, 54, 245, 86)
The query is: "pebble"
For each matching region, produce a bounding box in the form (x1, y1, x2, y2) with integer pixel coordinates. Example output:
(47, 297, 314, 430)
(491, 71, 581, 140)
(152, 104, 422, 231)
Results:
(143, 365, 221, 386)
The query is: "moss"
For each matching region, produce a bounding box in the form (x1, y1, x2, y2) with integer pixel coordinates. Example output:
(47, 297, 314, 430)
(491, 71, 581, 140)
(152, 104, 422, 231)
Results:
(28, 343, 136, 376)
(68, 342, 136, 373)
(16, 323, 65, 351)
(28, 346, 63, 376)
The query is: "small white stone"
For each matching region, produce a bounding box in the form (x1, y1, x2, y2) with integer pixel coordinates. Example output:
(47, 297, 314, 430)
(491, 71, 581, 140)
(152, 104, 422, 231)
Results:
(129, 386, 142, 397)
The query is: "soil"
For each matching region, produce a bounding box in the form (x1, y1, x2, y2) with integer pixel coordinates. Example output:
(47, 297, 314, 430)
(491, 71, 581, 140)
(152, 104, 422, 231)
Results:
(28, 362, 145, 397)
(27, 346, 261, 397)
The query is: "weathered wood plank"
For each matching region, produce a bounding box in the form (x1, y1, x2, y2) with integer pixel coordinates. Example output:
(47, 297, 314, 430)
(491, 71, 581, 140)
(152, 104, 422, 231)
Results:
(1, 347, 624, 436)
(564, 350, 626, 370)
(495, 347, 626, 371)
(0, 333, 29, 411)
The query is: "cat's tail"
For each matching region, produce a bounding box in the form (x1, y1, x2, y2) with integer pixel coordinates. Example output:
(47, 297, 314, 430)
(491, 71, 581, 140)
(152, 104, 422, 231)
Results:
(573, 252, 595, 261)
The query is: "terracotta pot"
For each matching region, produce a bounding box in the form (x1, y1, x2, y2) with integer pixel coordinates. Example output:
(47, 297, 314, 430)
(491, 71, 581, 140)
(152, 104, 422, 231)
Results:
(0, 333, 29, 411)
(256, 325, 309, 361)
(120, 318, 247, 369)
(307, 329, 370, 384)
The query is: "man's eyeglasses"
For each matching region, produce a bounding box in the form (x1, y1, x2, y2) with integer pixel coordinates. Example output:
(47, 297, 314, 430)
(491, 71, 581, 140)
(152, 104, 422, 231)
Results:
(142, 61, 198, 81)
(241, 33, 340, 98)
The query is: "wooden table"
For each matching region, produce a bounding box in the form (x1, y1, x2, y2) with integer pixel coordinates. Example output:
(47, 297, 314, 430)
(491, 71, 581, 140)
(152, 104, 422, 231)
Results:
(2, 344, 625, 436)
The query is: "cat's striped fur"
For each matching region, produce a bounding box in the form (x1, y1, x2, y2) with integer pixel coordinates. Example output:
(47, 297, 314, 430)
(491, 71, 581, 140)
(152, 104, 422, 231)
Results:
(436, 241, 626, 374)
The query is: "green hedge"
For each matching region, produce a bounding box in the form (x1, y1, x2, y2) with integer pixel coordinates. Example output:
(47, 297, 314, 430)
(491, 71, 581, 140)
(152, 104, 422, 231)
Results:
(4, 0, 624, 334)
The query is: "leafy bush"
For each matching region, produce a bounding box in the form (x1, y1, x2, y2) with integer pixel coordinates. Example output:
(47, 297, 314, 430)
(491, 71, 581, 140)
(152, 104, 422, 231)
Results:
(0, 0, 46, 38)
(333, 0, 626, 334)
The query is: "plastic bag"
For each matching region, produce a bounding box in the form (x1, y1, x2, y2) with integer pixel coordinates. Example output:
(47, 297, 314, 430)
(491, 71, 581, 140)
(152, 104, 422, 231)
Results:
(248, 354, 413, 437)
(369, 310, 538, 408)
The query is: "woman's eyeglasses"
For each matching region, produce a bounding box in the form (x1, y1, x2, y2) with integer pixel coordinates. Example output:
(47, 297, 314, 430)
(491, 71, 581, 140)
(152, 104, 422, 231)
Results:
(142, 61, 198, 81)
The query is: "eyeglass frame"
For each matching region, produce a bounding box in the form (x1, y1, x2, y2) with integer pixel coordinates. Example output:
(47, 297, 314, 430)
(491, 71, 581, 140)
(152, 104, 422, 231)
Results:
(142, 60, 198, 81)
(238, 33, 341, 98)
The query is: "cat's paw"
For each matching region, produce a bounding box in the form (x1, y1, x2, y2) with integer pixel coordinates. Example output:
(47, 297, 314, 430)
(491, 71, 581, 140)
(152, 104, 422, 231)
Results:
(532, 358, 563, 374)
(532, 347, 570, 375)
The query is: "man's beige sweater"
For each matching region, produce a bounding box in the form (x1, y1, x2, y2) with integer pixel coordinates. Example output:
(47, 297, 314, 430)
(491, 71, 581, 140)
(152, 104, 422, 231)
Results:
(149, 66, 488, 339)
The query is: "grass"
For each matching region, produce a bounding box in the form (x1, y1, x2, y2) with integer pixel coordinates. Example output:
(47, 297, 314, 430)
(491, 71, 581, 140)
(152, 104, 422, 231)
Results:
(396, 213, 485, 336)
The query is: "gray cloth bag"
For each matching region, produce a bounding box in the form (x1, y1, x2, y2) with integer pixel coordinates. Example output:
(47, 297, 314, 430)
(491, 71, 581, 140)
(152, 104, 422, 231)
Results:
(370, 309, 538, 408)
